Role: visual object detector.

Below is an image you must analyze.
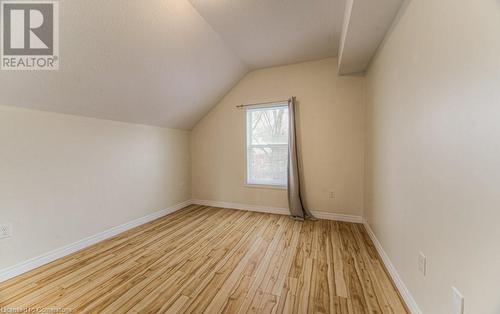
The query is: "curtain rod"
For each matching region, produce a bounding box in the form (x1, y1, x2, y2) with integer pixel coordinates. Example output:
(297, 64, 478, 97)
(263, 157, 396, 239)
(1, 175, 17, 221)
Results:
(236, 98, 292, 109)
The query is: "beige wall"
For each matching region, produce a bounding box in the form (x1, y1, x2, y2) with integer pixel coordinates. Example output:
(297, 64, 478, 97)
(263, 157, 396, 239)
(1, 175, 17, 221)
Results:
(365, 0, 500, 313)
(192, 58, 365, 216)
(0, 106, 191, 269)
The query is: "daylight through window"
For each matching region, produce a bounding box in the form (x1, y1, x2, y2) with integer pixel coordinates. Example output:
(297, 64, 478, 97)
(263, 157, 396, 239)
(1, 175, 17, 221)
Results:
(246, 104, 289, 187)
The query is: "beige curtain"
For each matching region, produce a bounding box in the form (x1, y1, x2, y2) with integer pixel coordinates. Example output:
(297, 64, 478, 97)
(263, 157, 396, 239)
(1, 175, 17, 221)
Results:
(287, 97, 314, 219)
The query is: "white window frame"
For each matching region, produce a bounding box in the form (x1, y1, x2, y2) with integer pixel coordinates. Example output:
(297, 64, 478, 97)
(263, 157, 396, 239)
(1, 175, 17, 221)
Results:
(245, 102, 289, 189)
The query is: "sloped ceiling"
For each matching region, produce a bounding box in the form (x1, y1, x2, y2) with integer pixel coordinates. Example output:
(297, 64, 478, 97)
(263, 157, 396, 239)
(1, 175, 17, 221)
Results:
(189, 0, 346, 69)
(0, 0, 402, 129)
(0, 0, 247, 129)
(338, 0, 404, 75)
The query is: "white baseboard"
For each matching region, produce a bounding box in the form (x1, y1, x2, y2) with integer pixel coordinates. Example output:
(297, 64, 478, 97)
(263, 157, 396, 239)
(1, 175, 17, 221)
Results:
(312, 210, 363, 223)
(363, 220, 422, 314)
(0, 200, 192, 283)
(192, 199, 289, 215)
(0, 198, 419, 314)
(191, 199, 363, 223)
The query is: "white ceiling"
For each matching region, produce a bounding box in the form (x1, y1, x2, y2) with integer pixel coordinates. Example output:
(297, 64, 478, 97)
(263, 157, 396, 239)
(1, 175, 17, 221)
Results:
(189, 0, 346, 69)
(338, 0, 404, 75)
(0, 0, 402, 129)
(0, 0, 246, 129)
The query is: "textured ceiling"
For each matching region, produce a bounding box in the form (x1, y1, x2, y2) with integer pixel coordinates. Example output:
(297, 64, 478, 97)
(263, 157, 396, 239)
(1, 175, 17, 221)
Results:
(1, 0, 396, 129)
(189, 0, 346, 69)
(0, 0, 247, 129)
(338, 0, 404, 74)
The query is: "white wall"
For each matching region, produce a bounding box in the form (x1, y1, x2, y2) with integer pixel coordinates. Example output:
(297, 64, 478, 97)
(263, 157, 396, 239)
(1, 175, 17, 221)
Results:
(192, 58, 365, 216)
(365, 0, 500, 313)
(0, 106, 191, 269)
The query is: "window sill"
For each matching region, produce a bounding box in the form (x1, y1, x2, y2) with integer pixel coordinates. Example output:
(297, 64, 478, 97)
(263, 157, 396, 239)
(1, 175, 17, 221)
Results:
(244, 184, 287, 190)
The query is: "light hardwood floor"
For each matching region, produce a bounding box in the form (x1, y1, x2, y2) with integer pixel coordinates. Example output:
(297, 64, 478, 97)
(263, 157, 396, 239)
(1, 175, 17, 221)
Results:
(0, 205, 408, 313)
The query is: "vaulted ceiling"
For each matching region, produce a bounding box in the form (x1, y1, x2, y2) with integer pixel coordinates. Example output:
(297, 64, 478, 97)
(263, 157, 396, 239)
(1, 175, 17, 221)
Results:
(0, 0, 403, 129)
(0, 0, 246, 129)
(189, 0, 346, 69)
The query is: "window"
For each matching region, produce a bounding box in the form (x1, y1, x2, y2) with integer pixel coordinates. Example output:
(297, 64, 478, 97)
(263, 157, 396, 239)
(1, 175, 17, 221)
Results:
(246, 104, 289, 187)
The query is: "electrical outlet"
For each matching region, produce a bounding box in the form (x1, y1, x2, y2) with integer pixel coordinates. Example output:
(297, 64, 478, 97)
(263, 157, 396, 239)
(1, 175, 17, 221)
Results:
(0, 223, 12, 239)
(418, 252, 426, 276)
(452, 287, 464, 314)
(328, 190, 335, 199)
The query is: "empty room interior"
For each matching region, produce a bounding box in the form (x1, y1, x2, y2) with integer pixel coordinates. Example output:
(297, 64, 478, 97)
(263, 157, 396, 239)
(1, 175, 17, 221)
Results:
(0, 0, 499, 313)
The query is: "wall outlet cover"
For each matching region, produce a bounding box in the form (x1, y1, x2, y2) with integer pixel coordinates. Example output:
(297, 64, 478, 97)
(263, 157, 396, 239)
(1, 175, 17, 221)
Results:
(0, 223, 12, 239)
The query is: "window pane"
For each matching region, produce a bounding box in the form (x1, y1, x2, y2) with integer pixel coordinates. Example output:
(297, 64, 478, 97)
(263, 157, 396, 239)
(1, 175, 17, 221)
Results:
(248, 146, 288, 186)
(246, 105, 289, 187)
(249, 107, 288, 145)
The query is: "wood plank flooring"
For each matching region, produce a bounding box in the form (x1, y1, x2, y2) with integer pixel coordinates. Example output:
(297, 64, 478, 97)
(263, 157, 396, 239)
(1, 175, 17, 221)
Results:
(0, 205, 408, 313)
